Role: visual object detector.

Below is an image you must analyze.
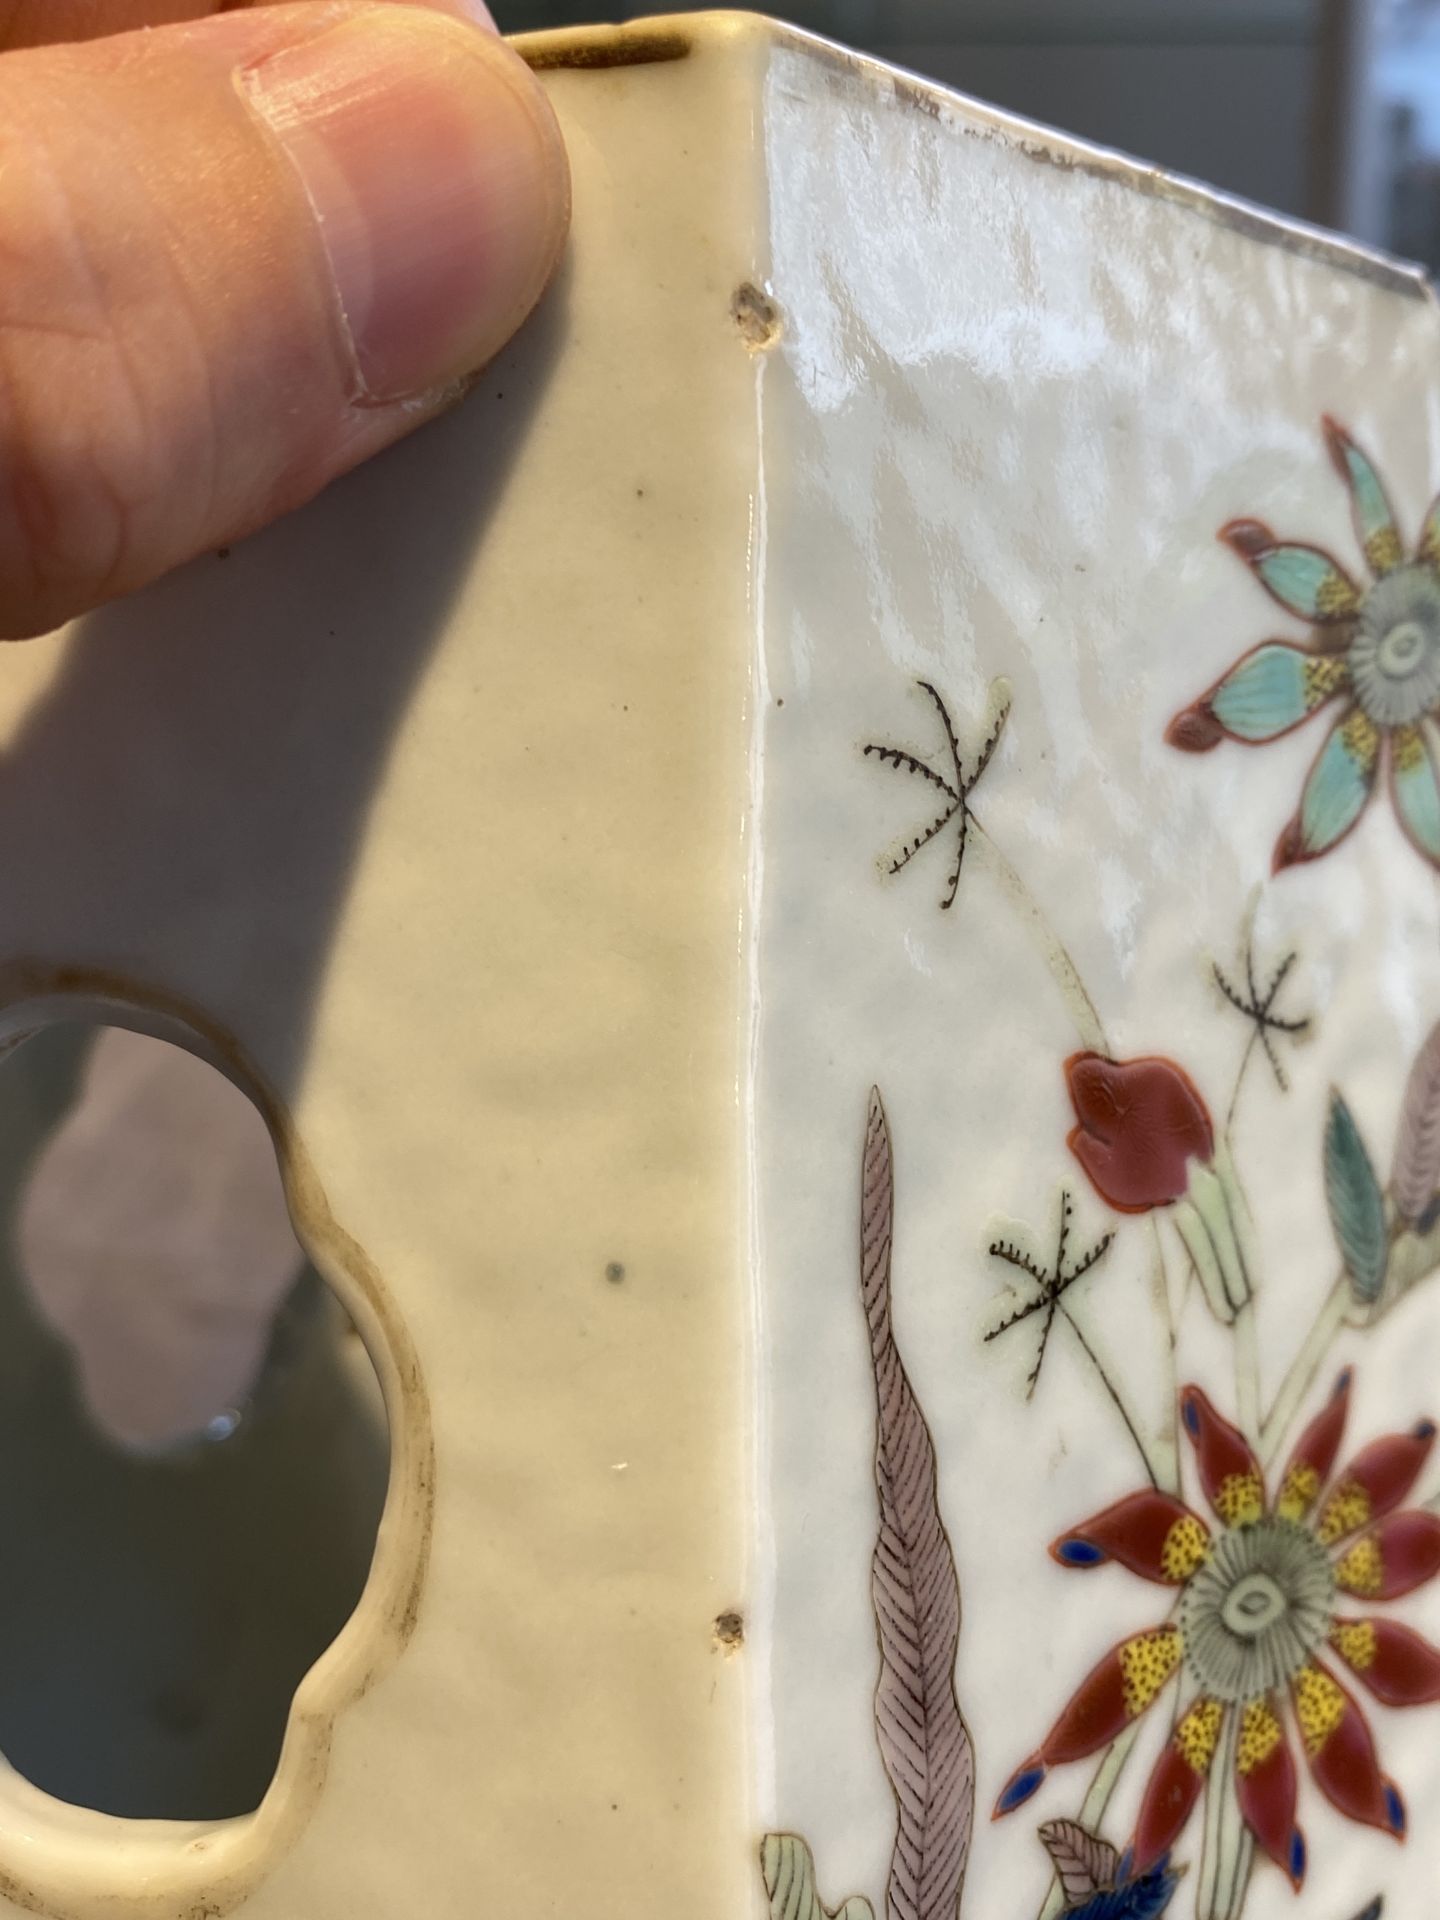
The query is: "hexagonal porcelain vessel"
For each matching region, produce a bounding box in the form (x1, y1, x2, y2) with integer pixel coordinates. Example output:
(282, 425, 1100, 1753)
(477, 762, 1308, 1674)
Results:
(1, 13, 1438, 1920)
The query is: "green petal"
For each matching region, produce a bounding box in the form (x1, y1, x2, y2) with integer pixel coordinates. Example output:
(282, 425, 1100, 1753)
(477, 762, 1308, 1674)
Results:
(1222, 520, 1362, 622)
(1391, 725, 1440, 867)
(1207, 642, 1348, 742)
(1324, 416, 1403, 575)
(1275, 708, 1379, 869)
(1324, 1089, 1387, 1304)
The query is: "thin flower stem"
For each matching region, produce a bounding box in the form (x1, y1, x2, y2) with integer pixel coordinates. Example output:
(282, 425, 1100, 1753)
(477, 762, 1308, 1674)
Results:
(970, 811, 1191, 1890)
(1259, 1274, 1349, 1467)
(1036, 1727, 1142, 1920)
(1059, 1306, 1163, 1489)
(1197, 1718, 1253, 1920)
(968, 814, 1183, 1413)
(1234, 1298, 1262, 1450)
(1146, 1220, 1181, 1494)
(967, 817, 1109, 1055)
(1197, 1715, 1230, 1920)
(1224, 1025, 1262, 1135)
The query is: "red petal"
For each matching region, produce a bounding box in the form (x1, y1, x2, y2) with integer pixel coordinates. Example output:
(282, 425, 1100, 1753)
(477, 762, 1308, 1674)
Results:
(1180, 1383, 1265, 1527)
(1316, 1420, 1437, 1545)
(1331, 1617, 1440, 1706)
(1050, 1491, 1211, 1583)
(1132, 1698, 1221, 1873)
(1165, 704, 1225, 752)
(1235, 1697, 1304, 1889)
(1064, 1053, 1214, 1213)
(1276, 1366, 1352, 1522)
(1291, 1662, 1406, 1838)
(1335, 1510, 1440, 1601)
(1039, 1626, 1183, 1766)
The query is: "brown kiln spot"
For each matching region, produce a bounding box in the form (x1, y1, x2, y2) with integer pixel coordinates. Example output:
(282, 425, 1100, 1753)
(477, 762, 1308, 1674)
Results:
(732, 283, 782, 351)
(712, 1610, 745, 1654)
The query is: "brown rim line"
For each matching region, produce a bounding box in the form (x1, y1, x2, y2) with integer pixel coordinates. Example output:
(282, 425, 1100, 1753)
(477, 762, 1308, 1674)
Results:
(0, 964, 433, 1920)
(517, 22, 692, 70)
(511, 12, 1432, 302)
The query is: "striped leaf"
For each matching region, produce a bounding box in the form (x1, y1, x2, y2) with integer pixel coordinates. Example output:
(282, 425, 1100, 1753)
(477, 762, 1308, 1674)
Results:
(1039, 1819, 1121, 1905)
(862, 1092, 974, 1920)
(1393, 1021, 1440, 1224)
(1325, 1091, 1387, 1304)
(760, 1834, 874, 1920)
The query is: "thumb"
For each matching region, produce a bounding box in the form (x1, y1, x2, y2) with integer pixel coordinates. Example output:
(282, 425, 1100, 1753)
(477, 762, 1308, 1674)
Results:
(0, 3, 569, 637)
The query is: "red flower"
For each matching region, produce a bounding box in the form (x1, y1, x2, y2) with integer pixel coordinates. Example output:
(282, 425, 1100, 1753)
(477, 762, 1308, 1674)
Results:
(993, 1369, 1440, 1890)
(1065, 1052, 1215, 1214)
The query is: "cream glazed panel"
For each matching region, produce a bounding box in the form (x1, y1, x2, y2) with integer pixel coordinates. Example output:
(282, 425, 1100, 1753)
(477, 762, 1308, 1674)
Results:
(0, 19, 768, 1920)
(751, 33, 1440, 1920)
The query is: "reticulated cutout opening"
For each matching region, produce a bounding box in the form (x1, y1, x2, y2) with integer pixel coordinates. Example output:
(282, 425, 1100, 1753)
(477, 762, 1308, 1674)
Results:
(0, 1022, 389, 1822)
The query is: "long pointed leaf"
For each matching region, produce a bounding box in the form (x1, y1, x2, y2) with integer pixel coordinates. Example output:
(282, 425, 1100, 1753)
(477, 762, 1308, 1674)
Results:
(862, 1091, 974, 1920)
(760, 1834, 875, 1920)
(1394, 1021, 1440, 1224)
(1325, 1090, 1387, 1304)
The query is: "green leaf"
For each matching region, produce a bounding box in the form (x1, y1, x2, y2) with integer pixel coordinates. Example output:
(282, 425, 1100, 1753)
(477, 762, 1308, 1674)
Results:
(1325, 1091, 1387, 1303)
(759, 1835, 874, 1920)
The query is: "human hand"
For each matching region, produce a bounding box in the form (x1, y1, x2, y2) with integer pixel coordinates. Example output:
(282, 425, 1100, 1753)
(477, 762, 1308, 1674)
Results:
(0, 0, 570, 638)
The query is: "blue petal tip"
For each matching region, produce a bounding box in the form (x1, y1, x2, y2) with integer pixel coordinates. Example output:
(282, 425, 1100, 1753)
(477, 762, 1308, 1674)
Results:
(1055, 1538, 1107, 1568)
(1287, 1829, 1306, 1887)
(994, 1761, 1045, 1817)
(1385, 1782, 1406, 1838)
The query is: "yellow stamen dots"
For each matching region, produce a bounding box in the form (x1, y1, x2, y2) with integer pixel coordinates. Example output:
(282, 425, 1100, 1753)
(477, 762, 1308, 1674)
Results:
(1316, 570, 1361, 619)
(1394, 724, 1429, 776)
(1340, 710, 1381, 772)
(1215, 1471, 1264, 1529)
(1276, 1462, 1321, 1523)
(1317, 1478, 1372, 1547)
(1303, 655, 1350, 708)
(1236, 1697, 1284, 1776)
(1329, 1619, 1378, 1672)
(1120, 1627, 1183, 1719)
(1334, 1534, 1384, 1598)
(1293, 1664, 1347, 1756)
(1365, 526, 1405, 577)
(1176, 1697, 1223, 1774)
(1161, 1515, 1211, 1582)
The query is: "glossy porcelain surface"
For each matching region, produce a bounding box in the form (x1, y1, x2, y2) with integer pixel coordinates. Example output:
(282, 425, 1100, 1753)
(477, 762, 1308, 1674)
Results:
(751, 38, 1440, 1920)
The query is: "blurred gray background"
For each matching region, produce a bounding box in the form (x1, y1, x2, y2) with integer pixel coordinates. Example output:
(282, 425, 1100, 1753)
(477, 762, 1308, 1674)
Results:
(506, 0, 1440, 272)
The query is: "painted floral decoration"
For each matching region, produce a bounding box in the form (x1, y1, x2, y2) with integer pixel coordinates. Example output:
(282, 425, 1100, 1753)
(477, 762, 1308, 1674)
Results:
(1168, 418, 1440, 871)
(994, 1370, 1440, 1890)
(1065, 1053, 1254, 1327)
(1066, 1053, 1214, 1215)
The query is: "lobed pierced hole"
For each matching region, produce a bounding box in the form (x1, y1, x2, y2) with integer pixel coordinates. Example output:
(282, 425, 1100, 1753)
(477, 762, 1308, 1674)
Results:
(0, 1022, 389, 1821)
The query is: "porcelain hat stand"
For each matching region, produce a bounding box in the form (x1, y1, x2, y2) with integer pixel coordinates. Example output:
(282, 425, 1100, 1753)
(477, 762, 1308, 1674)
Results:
(0, 15, 1436, 1920)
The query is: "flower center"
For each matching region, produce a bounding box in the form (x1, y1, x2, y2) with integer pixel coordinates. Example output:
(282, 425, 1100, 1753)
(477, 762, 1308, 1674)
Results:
(1379, 619, 1428, 677)
(1180, 1517, 1334, 1704)
(1221, 1571, 1287, 1637)
(1350, 564, 1440, 728)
